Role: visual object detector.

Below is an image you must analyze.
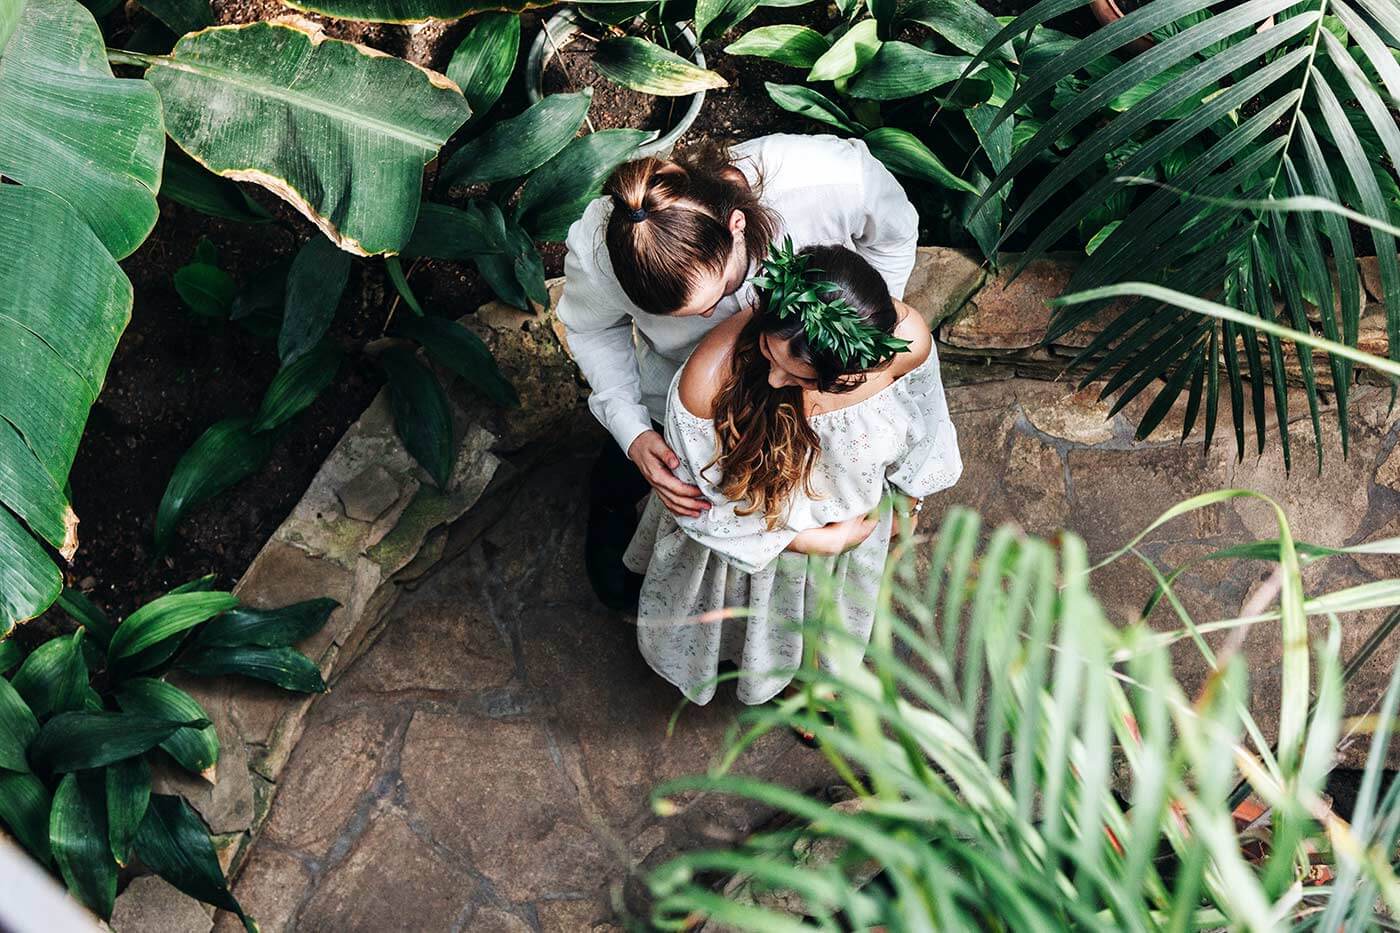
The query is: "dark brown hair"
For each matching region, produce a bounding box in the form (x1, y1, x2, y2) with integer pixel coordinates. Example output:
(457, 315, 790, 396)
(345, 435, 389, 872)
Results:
(707, 246, 899, 528)
(604, 140, 779, 315)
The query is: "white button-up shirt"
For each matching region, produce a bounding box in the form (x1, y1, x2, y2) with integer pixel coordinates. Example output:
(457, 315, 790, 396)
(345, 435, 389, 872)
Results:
(555, 133, 921, 455)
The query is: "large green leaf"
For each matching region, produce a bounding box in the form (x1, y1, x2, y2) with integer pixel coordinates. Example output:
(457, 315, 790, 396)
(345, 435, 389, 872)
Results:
(807, 18, 881, 82)
(50, 773, 115, 919)
(145, 19, 471, 256)
(135, 794, 249, 926)
(0, 639, 23, 675)
(846, 42, 970, 100)
(594, 36, 729, 96)
(280, 0, 550, 22)
(177, 645, 328, 693)
(105, 755, 150, 867)
(0, 675, 38, 771)
(765, 82, 864, 134)
(380, 346, 454, 489)
(446, 12, 519, 122)
(441, 91, 592, 187)
(10, 630, 87, 720)
(902, 0, 1015, 60)
(472, 201, 548, 309)
(864, 127, 980, 195)
(30, 711, 208, 773)
(279, 236, 353, 364)
(515, 128, 652, 242)
(137, 0, 211, 35)
(392, 314, 518, 408)
(0, 0, 164, 259)
(725, 25, 831, 68)
(253, 339, 342, 432)
(0, 184, 131, 634)
(0, 769, 52, 863)
(696, 0, 762, 42)
(194, 597, 338, 649)
(403, 202, 501, 261)
(108, 591, 240, 669)
(155, 418, 277, 553)
(115, 679, 220, 777)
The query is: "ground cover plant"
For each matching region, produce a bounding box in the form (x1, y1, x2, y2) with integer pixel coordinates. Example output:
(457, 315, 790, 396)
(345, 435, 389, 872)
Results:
(0, 579, 335, 925)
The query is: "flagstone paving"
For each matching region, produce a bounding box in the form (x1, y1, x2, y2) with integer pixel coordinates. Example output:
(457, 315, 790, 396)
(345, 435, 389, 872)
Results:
(221, 374, 1400, 932)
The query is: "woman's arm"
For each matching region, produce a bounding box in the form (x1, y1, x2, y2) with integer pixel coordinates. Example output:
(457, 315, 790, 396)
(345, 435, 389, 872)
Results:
(785, 513, 879, 556)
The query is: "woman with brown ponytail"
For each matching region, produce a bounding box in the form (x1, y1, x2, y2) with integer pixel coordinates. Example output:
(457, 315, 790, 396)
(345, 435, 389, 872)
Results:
(621, 242, 961, 706)
(557, 134, 921, 611)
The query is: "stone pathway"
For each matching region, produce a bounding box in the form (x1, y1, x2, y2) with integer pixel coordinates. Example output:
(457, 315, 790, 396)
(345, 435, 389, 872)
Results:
(222, 371, 1400, 932)
(219, 417, 837, 932)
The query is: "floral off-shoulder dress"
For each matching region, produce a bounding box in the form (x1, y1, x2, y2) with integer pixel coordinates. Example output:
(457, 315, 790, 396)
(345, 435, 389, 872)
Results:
(622, 347, 962, 705)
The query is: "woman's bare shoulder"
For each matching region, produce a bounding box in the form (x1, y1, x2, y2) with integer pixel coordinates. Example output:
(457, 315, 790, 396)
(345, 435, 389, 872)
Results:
(678, 312, 748, 419)
(891, 299, 932, 377)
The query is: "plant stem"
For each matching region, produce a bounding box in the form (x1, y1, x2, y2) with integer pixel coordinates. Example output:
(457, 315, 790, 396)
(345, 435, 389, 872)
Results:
(106, 48, 161, 68)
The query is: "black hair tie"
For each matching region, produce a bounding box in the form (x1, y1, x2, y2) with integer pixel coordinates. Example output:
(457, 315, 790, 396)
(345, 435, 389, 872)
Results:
(628, 206, 648, 222)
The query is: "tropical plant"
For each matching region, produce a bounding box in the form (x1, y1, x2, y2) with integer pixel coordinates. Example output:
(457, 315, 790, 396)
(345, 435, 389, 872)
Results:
(963, 0, 1400, 461)
(646, 495, 1400, 929)
(0, 0, 474, 632)
(0, 577, 336, 925)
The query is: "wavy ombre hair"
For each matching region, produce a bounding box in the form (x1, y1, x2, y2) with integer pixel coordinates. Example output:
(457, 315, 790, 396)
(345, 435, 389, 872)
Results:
(707, 246, 899, 529)
(603, 141, 778, 315)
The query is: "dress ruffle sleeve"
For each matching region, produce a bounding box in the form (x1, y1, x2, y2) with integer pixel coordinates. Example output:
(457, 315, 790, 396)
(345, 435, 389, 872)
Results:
(886, 345, 964, 498)
(665, 400, 805, 575)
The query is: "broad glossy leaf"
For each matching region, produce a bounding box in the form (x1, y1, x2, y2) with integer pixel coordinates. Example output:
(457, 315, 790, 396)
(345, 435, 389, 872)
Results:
(52, 589, 113, 653)
(864, 128, 980, 195)
(380, 346, 454, 488)
(279, 236, 353, 365)
(847, 42, 969, 100)
(442, 91, 591, 187)
(135, 795, 247, 923)
(195, 597, 338, 649)
(393, 314, 518, 408)
(146, 19, 472, 256)
(11, 630, 87, 720)
(160, 148, 272, 224)
(478, 204, 549, 310)
(764, 82, 863, 133)
(108, 591, 239, 668)
(0, 638, 22, 674)
(0, 0, 164, 259)
(0, 675, 38, 771)
(30, 711, 207, 772)
(725, 25, 830, 68)
(696, 0, 762, 41)
(177, 645, 327, 693)
(50, 773, 115, 919)
(252, 339, 341, 433)
(807, 18, 881, 83)
(0, 769, 52, 863)
(0, 184, 130, 633)
(137, 0, 212, 36)
(155, 418, 276, 553)
(174, 262, 236, 319)
(106, 755, 150, 867)
(403, 202, 501, 261)
(116, 679, 219, 776)
(446, 12, 519, 121)
(594, 36, 729, 95)
(281, 0, 551, 21)
(901, 0, 1014, 60)
(516, 128, 652, 242)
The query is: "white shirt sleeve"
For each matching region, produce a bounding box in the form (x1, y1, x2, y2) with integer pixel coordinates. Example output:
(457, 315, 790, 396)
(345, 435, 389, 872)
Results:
(665, 398, 799, 575)
(554, 205, 654, 455)
(848, 138, 920, 300)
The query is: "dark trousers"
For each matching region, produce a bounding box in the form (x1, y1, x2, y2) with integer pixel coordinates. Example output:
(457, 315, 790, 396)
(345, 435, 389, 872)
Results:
(584, 427, 656, 613)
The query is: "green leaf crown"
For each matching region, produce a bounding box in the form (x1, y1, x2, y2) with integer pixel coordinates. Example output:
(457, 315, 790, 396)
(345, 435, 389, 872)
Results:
(750, 238, 911, 371)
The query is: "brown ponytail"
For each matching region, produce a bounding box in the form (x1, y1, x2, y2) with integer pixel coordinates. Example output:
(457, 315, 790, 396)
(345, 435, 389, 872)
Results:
(604, 141, 778, 316)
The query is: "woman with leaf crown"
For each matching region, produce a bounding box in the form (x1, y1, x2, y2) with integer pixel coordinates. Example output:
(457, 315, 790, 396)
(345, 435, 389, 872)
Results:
(623, 240, 962, 706)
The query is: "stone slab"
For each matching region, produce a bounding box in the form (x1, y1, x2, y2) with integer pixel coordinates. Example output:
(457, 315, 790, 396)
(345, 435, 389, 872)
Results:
(111, 876, 213, 933)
